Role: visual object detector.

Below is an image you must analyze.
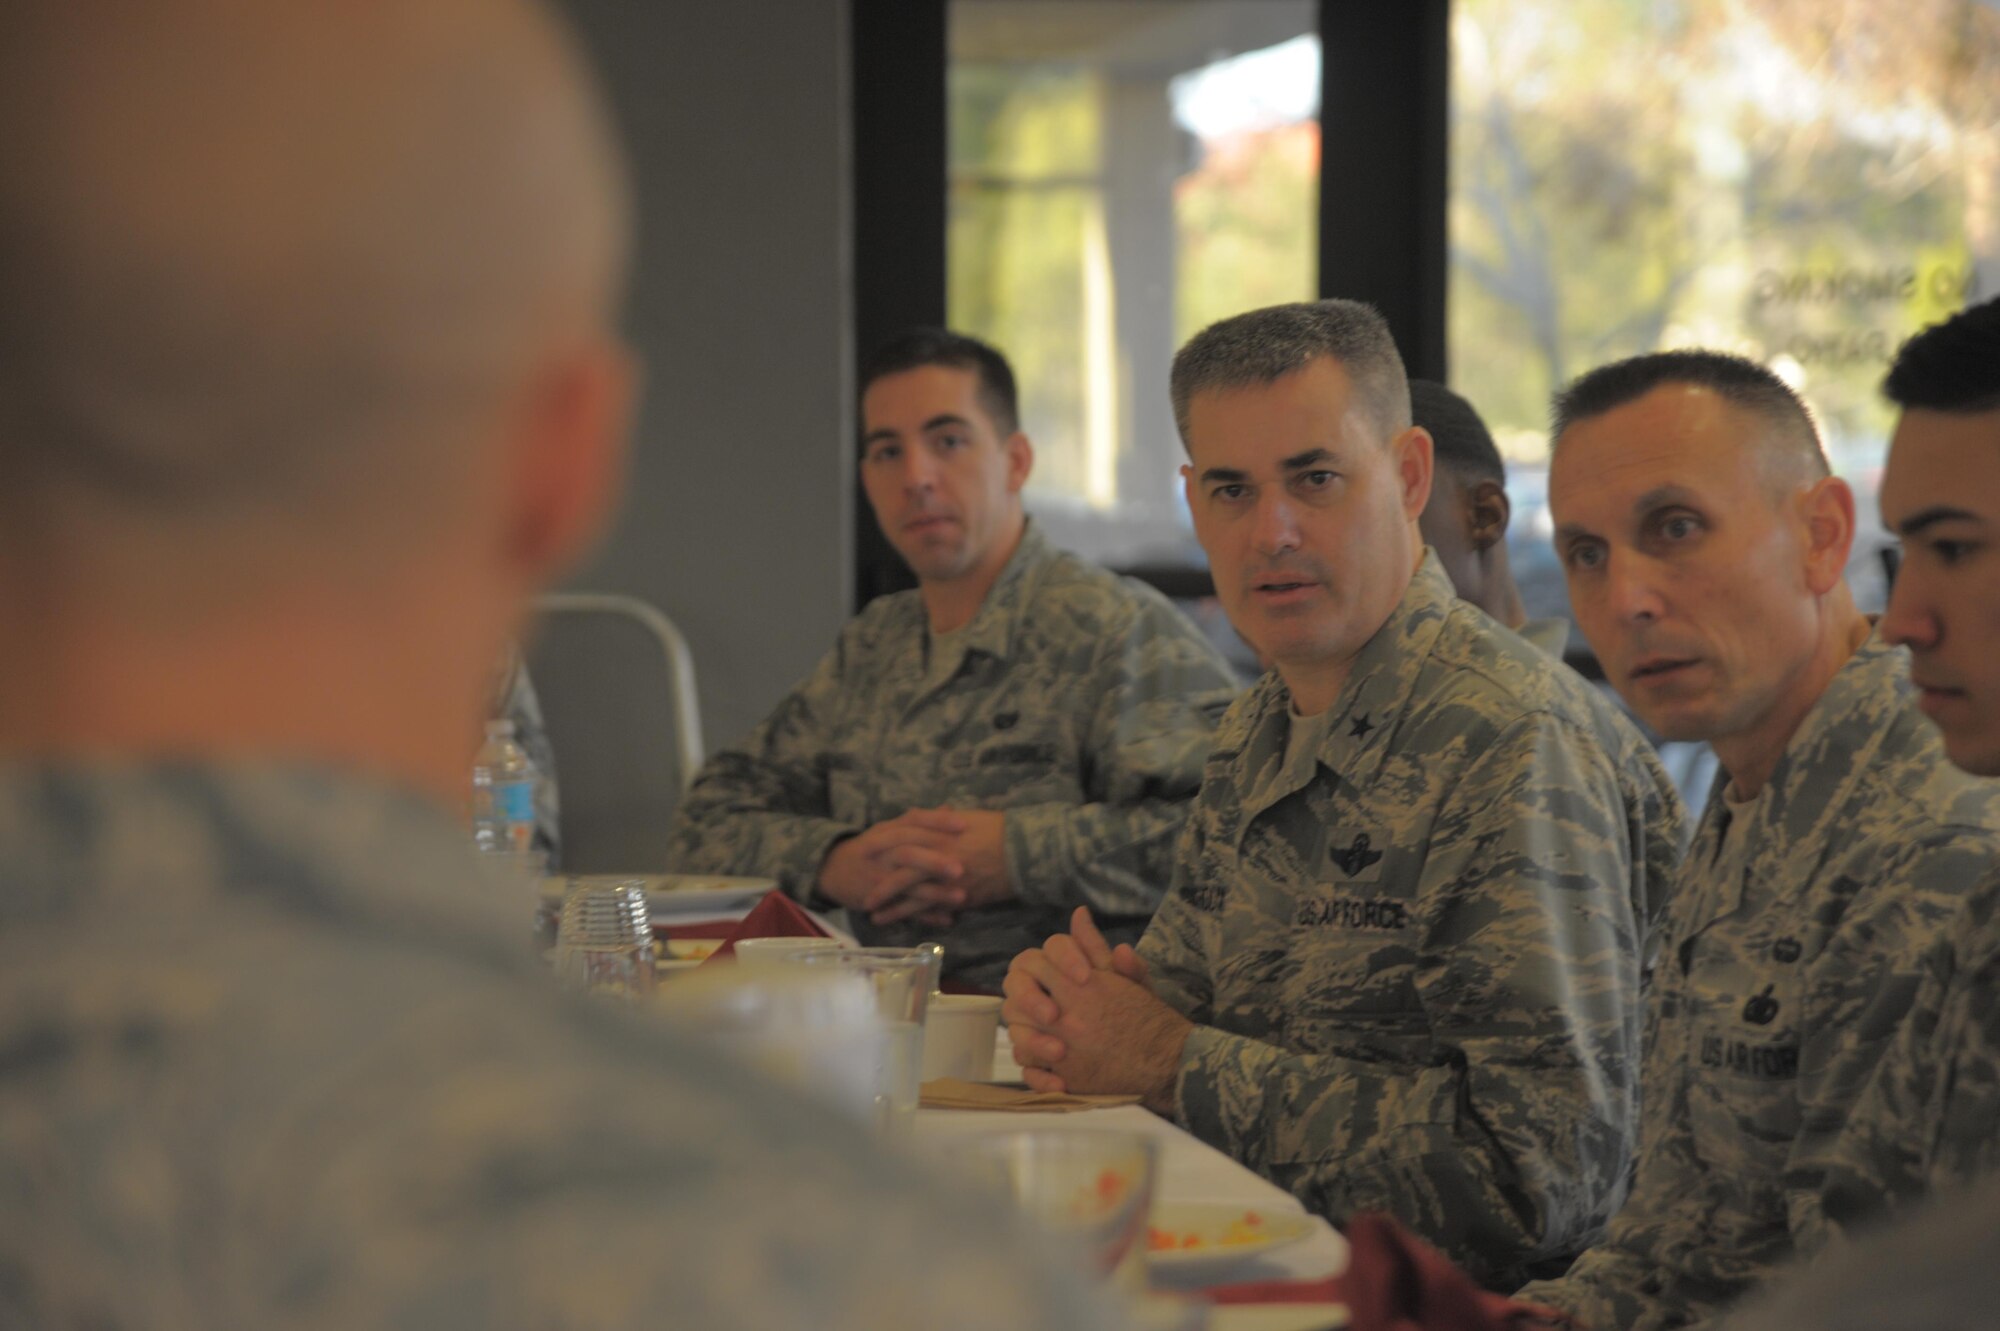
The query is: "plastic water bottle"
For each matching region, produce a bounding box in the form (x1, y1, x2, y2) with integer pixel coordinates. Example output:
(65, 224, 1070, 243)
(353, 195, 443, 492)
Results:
(471, 719, 538, 858)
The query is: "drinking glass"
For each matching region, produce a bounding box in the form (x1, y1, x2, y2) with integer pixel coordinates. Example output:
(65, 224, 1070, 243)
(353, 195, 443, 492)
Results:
(552, 878, 655, 1000)
(791, 945, 943, 1137)
(657, 965, 886, 1124)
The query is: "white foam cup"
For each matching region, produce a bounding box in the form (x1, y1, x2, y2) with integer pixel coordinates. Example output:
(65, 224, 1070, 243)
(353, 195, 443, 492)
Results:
(920, 993, 1003, 1082)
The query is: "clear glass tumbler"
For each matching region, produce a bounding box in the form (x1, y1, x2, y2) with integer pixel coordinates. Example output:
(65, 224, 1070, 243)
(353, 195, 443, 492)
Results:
(552, 878, 655, 1000)
(791, 945, 943, 1137)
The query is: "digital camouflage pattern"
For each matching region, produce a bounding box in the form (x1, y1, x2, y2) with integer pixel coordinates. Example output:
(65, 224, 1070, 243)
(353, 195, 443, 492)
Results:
(1804, 866, 2000, 1240)
(1139, 554, 1685, 1290)
(0, 763, 1128, 1331)
(1519, 635, 2000, 1331)
(1516, 616, 1572, 663)
(666, 523, 1239, 988)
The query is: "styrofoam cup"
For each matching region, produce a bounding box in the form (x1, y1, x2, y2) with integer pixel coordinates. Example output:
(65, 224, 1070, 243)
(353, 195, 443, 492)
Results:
(920, 993, 1003, 1082)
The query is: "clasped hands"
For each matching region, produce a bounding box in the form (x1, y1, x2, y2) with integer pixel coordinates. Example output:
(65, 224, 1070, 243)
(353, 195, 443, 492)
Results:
(1002, 906, 1190, 1115)
(817, 806, 1009, 927)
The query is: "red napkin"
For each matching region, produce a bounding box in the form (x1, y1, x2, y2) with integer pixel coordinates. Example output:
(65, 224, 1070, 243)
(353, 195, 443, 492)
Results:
(695, 889, 832, 964)
(655, 920, 737, 941)
(1335, 1213, 1571, 1331)
(1205, 1275, 1347, 1307)
(1203, 1213, 1571, 1329)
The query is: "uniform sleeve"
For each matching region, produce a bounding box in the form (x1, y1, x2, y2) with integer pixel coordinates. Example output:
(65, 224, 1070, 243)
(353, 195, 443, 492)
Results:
(1524, 828, 2000, 1330)
(1626, 732, 1690, 970)
(1167, 711, 1642, 1288)
(1135, 814, 1220, 1027)
(664, 641, 858, 903)
(1003, 595, 1236, 919)
(1807, 875, 2000, 1246)
(1514, 1028, 1715, 1327)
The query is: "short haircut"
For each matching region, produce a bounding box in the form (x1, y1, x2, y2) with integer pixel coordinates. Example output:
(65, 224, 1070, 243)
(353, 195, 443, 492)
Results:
(1410, 379, 1503, 487)
(1552, 349, 1829, 485)
(1885, 297, 2000, 414)
(1169, 299, 1411, 446)
(860, 328, 1019, 437)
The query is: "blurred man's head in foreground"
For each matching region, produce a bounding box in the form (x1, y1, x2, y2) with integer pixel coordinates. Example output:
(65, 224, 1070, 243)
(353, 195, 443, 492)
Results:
(0, 0, 636, 798)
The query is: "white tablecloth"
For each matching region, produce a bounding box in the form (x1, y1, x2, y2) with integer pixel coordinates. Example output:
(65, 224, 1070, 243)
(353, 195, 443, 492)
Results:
(914, 1034, 1349, 1331)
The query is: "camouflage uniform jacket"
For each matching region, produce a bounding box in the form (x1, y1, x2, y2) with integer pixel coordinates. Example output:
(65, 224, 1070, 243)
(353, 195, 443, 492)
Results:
(1139, 553, 1681, 1289)
(1519, 635, 2000, 1330)
(666, 523, 1239, 988)
(1805, 865, 2000, 1240)
(0, 762, 1128, 1331)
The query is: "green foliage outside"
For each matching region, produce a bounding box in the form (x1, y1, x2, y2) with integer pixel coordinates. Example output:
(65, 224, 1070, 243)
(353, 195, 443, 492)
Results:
(1451, 0, 2000, 466)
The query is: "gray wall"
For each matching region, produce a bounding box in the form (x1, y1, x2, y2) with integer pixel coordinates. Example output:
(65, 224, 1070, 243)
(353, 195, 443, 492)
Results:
(555, 0, 854, 753)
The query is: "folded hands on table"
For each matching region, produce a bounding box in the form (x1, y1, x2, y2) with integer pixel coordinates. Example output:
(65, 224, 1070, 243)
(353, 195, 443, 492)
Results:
(1003, 906, 1190, 1115)
(816, 807, 1010, 927)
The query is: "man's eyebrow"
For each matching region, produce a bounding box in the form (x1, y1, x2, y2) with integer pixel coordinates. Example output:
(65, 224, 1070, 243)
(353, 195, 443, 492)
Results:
(1897, 505, 1987, 537)
(1552, 485, 1699, 545)
(1553, 520, 1595, 545)
(1631, 484, 1701, 514)
(1279, 447, 1335, 471)
(861, 414, 973, 448)
(1197, 466, 1250, 485)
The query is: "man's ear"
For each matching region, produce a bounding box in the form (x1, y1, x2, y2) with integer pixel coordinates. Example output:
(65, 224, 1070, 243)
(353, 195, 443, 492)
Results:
(1799, 474, 1857, 597)
(1466, 478, 1513, 553)
(503, 335, 638, 585)
(1004, 431, 1034, 494)
(1394, 426, 1434, 519)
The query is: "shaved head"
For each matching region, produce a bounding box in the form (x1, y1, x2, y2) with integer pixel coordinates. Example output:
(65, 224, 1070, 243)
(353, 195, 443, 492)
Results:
(0, 0, 629, 540)
(1552, 350, 1829, 501)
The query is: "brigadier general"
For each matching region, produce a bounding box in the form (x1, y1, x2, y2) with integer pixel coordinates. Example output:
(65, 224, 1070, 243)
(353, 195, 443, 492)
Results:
(1514, 349, 2000, 1329)
(1004, 300, 1683, 1288)
(666, 330, 1238, 989)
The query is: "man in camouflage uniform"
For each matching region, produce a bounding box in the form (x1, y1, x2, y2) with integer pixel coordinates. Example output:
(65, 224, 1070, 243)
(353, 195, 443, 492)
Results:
(1513, 350, 2000, 1330)
(0, 5, 1128, 1328)
(1412, 377, 1693, 872)
(1005, 301, 1683, 1288)
(667, 329, 1237, 989)
(1794, 298, 2000, 1244)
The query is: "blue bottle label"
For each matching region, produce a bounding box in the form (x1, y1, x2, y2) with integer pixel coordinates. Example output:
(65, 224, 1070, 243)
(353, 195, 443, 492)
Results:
(496, 779, 535, 823)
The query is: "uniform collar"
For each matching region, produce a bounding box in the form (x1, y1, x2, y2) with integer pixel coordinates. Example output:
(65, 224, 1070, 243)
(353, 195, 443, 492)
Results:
(917, 519, 1054, 682)
(1235, 550, 1457, 815)
(1689, 630, 1906, 921)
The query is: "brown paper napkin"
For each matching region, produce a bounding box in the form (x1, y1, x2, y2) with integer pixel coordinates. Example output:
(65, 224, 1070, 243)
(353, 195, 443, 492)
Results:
(919, 1077, 1141, 1112)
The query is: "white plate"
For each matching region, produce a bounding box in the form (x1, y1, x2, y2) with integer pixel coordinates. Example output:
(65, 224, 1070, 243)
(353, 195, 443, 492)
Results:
(1145, 1202, 1317, 1273)
(542, 873, 777, 918)
(646, 874, 777, 916)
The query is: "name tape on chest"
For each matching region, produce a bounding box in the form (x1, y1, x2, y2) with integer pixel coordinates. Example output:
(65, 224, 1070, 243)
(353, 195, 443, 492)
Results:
(1296, 897, 1410, 930)
(1699, 1032, 1800, 1080)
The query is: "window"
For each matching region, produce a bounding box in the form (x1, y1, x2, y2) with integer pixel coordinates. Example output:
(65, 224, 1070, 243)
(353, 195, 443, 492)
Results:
(949, 0, 1320, 569)
(1450, 0, 2000, 620)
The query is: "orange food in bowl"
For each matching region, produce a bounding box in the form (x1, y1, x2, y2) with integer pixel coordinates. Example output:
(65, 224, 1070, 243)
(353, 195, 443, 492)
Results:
(1146, 1209, 1265, 1251)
